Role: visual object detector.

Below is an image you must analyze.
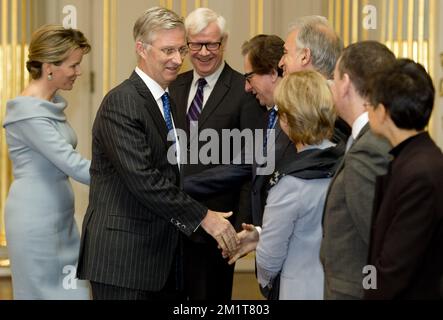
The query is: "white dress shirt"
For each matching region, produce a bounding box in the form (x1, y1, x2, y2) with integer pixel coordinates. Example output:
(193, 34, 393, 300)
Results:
(186, 62, 225, 112)
(135, 67, 181, 166)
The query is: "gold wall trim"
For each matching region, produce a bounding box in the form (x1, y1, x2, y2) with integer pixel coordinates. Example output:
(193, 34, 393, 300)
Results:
(249, 0, 263, 37)
(103, 0, 110, 97)
(328, 0, 334, 29)
(334, 0, 341, 35)
(343, 0, 350, 46)
(257, 0, 263, 34)
(181, 0, 187, 18)
(110, 0, 117, 88)
(387, 0, 394, 51)
(352, 0, 358, 44)
(361, 0, 368, 41)
(102, 0, 118, 96)
(11, 0, 17, 97)
(1, 0, 30, 247)
(249, 0, 256, 38)
(21, 0, 26, 90)
(380, 0, 386, 43)
(397, 0, 404, 57)
(407, 0, 414, 58)
(417, 0, 425, 64)
(428, 0, 436, 137)
(1, 0, 9, 246)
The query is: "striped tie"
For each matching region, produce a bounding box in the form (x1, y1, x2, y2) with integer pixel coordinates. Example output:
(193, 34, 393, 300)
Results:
(187, 78, 207, 130)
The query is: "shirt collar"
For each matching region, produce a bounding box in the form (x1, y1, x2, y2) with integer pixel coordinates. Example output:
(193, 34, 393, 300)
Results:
(135, 67, 167, 101)
(390, 131, 427, 157)
(351, 112, 369, 139)
(192, 61, 225, 89)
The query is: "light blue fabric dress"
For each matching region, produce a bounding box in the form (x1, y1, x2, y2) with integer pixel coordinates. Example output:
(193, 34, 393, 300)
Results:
(3, 95, 91, 300)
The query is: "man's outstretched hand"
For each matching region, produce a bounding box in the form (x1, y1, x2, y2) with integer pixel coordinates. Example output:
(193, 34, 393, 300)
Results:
(201, 210, 240, 255)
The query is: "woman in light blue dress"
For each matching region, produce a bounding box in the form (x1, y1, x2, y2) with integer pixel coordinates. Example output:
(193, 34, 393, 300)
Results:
(226, 71, 343, 300)
(2, 25, 91, 299)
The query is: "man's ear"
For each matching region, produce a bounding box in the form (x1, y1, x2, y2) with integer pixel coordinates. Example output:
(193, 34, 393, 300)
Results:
(378, 103, 389, 124)
(135, 41, 147, 59)
(340, 72, 352, 98)
(300, 47, 312, 67)
(270, 69, 279, 82)
(221, 34, 228, 51)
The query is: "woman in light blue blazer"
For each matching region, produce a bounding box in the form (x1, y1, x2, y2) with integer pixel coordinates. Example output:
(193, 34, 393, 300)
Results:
(3, 25, 91, 299)
(227, 71, 343, 299)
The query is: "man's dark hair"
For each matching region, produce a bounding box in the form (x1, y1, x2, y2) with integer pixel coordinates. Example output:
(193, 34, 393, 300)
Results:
(368, 58, 435, 131)
(338, 41, 396, 98)
(242, 34, 284, 77)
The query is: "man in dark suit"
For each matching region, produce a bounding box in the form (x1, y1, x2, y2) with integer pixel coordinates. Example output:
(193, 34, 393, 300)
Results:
(77, 7, 238, 300)
(168, 8, 264, 301)
(320, 42, 396, 299)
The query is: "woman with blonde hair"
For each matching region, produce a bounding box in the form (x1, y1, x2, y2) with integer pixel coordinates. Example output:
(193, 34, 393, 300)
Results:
(228, 70, 343, 299)
(3, 24, 91, 299)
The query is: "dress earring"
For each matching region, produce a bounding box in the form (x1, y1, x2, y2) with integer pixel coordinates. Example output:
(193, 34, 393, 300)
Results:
(47, 73, 53, 81)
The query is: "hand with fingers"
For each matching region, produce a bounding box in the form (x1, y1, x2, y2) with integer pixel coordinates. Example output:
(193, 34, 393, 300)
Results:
(200, 210, 240, 255)
(223, 223, 259, 265)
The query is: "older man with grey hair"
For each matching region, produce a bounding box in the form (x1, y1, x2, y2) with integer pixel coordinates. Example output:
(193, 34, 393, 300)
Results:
(279, 15, 350, 144)
(77, 6, 239, 300)
(279, 15, 342, 79)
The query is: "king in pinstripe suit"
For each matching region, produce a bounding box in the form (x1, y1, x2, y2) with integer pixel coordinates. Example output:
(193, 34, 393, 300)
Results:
(77, 7, 239, 300)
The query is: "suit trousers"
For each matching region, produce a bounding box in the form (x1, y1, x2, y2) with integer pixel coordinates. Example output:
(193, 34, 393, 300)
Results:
(183, 235, 235, 300)
(90, 245, 185, 301)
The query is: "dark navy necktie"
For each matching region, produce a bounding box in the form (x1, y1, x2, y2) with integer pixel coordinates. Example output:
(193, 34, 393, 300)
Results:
(161, 92, 175, 142)
(187, 78, 207, 129)
(264, 107, 277, 152)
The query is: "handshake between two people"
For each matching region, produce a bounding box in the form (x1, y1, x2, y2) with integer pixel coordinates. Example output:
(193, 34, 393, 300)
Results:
(200, 211, 259, 264)
(222, 223, 259, 265)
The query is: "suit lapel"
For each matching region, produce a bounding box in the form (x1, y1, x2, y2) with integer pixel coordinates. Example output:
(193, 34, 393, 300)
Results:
(170, 72, 193, 132)
(198, 63, 231, 129)
(129, 72, 179, 175)
(325, 122, 371, 200)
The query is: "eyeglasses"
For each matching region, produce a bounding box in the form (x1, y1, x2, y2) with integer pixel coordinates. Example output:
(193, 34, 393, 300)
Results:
(187, 41, 223, 52)
(144, 43, 189, 57)
(243, 71, 256, 83)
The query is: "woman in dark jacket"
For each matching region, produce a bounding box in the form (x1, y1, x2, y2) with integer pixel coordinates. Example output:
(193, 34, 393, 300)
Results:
(365, 59, 443, 300)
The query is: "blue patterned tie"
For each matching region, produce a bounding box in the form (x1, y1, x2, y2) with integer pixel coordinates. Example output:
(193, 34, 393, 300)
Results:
(161, 92, 175, 142)
(187, 78, 207, 129)
(264, 107, 277, 152)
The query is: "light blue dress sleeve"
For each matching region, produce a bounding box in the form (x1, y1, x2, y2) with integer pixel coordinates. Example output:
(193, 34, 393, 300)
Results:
(256, 176, 304, 287)
(13, 117, 91, 185)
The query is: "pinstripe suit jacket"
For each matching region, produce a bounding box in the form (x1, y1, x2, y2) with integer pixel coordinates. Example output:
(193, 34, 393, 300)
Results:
(77, 72, 207, 291)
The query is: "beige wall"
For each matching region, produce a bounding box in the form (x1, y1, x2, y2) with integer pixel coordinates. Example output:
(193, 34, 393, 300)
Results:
(434, 1, 443, 148)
